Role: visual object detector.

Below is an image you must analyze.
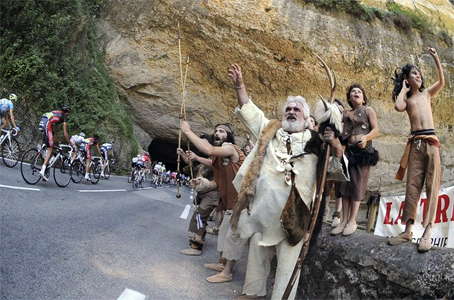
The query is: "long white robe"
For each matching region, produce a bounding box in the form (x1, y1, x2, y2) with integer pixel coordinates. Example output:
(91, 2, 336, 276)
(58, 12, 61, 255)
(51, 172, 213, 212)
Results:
(233, 100, 318, 246)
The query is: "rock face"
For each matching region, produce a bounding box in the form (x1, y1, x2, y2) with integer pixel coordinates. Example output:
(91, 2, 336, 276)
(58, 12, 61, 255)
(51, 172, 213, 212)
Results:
(98, 0, 454, 189)
(299, 225, 454, 299)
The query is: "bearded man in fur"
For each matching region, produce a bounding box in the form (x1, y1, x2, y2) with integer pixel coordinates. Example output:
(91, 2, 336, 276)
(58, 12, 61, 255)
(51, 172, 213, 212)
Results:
(228, 64, 343, 300)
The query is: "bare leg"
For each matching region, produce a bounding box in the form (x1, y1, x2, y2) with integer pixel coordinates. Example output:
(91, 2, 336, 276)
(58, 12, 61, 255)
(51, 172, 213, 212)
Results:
(221, 259, 235, 276)
(347, 201, 361, 226)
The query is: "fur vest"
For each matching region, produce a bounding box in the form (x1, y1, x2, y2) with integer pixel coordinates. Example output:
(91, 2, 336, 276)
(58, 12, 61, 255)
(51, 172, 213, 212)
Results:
(231, 120, 322, 238)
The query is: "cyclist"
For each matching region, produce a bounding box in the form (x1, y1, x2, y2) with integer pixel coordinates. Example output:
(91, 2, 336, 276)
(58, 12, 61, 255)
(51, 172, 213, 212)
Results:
(140, 151, 151, 178)
(38, 105, 71, 181)
(0, 93, 19, 131)
(100, 141, 113, 178)
(81, 135, 102, 181)
(69, 132, 86, 161)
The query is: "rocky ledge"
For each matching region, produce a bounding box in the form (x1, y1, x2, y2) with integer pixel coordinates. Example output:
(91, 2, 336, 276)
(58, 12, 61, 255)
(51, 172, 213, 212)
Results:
(299, 225, 454, 299)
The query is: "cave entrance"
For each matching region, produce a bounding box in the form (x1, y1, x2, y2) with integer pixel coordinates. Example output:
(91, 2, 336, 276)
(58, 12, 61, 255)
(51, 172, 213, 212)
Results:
(148, 139, 183, 172)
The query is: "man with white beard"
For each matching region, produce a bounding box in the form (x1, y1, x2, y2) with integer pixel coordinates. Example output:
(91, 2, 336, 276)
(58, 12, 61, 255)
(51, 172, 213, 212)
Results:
(228, 64, 343, 300)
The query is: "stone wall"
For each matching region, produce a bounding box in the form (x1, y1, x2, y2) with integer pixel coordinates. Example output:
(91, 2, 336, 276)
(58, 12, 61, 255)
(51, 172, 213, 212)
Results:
(299, 225, 454, 299)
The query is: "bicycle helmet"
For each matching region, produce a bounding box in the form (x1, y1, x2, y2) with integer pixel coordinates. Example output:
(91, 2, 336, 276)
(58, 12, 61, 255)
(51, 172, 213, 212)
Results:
(61, 104, 71, 113)
(79, 132, 86, 138)
(9, 93, 17, 101)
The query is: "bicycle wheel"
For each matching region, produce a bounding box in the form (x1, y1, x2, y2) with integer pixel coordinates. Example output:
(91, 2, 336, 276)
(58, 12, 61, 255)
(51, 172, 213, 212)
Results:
(132, 170, 139, 189)
(53, 157, 71, 187)
(20, 148, 42, 185)
(2, 137, 21, 168)
(90, 162, 101, 184)
(104, 163, 111, 179)
(70, 160, 84, 183)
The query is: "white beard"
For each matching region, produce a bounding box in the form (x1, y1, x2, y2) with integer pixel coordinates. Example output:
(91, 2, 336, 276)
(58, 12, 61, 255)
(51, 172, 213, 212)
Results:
(282, 119, 305, 133)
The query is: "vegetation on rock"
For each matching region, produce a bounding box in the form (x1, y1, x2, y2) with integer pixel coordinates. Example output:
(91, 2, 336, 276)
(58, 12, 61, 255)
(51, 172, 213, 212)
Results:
(0, 0, 138, 156)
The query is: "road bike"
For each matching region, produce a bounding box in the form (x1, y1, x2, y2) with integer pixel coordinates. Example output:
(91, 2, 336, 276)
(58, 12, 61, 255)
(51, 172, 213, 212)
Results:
(20, 144, 72, 187)
(71, 153, 102, 184)
(0, 128, 21, 168)
(131, 165, 145, 189)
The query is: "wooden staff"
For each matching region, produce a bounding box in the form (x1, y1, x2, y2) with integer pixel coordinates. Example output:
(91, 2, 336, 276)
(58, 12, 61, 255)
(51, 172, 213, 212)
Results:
(176, 21, 193, 198)
(282, 54, 336, 299)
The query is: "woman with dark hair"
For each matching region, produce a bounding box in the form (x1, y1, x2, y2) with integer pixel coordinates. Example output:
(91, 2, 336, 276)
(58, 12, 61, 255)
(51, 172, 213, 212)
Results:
(331, 84, 380, 236)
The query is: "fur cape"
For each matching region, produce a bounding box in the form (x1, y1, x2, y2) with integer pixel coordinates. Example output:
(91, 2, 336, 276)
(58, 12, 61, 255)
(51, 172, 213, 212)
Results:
(230, 120, 322, 232)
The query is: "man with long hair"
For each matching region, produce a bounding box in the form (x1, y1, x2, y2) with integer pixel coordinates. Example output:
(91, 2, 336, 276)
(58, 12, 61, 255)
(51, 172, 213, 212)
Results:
(389, 47, 445, 252)
(181, 121, 246, 283)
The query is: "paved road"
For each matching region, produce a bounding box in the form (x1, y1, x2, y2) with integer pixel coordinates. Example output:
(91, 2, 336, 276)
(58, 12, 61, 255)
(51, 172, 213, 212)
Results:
(0, 163, 246, 300)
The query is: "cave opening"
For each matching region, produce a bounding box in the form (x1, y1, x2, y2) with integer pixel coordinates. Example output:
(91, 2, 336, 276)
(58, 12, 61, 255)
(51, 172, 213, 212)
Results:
(148, 139, 181, 171)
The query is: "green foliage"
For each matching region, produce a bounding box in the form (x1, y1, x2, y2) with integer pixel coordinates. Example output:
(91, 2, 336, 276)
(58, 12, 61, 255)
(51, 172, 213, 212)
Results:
(385, 1, 431, 32)
(0, 0, 137, 153)
(303, 0, 375, 21)
(302, 0, 437, 35)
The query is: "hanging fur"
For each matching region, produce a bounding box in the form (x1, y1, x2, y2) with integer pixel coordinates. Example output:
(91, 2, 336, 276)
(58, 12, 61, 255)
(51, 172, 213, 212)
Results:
(230, 120, 282, 231)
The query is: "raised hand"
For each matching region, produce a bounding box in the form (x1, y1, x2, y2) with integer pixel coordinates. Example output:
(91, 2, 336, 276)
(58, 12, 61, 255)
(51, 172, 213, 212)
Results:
(228, 64, 244, 88)
(427, 47, 438, 57)
(180, 120, 191, 134)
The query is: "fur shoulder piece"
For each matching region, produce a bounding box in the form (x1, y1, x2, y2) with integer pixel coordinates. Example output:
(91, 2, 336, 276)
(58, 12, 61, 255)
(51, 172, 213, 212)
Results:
(304, 130, 323, 157)
(231, 119, 281, 231)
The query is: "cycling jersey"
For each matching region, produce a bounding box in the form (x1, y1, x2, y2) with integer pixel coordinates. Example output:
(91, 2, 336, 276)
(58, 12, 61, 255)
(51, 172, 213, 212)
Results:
(70, 135, 85, 146)
(0, 98, 13, 117)
(100, 143, 112, 161)
(39, 110, 68, 147)
(81, 137, 98, 160)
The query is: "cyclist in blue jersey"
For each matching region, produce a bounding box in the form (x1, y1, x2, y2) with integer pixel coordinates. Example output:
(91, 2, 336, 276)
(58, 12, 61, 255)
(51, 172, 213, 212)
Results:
(0, 93, 19, 131)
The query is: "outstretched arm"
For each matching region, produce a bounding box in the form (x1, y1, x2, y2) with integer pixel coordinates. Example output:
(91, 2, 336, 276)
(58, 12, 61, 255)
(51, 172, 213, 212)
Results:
(181, 120, 236, 158)
(427, 47, 445, 98)
(228, 64, 249, 107)
(63, 122, 70, 143)
(8, 110, 17, 128)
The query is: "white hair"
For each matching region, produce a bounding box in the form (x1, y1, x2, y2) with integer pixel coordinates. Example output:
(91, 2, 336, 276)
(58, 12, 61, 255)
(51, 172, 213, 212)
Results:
(282, 96, 310, 119)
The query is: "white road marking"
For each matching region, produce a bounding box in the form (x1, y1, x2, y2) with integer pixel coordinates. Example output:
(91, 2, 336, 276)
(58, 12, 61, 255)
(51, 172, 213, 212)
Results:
(179, 204, 191, 220)
(137, 187, 155, 190)
(117, 288, 146, 300)
(0, 184, 40, 191)
(78, 189, 127, 193)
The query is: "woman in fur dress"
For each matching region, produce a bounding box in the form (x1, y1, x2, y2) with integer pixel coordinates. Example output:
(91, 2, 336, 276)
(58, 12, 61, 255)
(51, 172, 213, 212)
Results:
(331, 84, 380, 236)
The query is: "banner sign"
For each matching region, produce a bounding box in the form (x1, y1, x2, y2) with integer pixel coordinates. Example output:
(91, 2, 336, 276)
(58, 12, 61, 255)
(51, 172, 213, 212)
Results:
(374, 186, 454, 248)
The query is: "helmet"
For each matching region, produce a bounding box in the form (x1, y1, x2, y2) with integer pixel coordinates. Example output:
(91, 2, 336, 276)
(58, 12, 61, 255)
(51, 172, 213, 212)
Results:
(9, 93, 17, 101)
(79, 132, 86, 138)
(61, 104, 71, 113)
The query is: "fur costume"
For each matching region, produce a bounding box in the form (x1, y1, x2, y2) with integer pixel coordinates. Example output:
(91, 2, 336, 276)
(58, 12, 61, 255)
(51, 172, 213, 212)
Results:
(231, 119, 323, 245)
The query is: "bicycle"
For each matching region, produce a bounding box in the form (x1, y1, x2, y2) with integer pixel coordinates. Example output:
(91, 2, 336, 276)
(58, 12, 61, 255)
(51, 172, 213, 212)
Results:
(71, 153, 102, 184)
(20, 144, 72, 187)
(101, 157, 115, 180)
(70, 150, 86, 184)
(0, 127, 21, 168)
(131, 165, 145, 189)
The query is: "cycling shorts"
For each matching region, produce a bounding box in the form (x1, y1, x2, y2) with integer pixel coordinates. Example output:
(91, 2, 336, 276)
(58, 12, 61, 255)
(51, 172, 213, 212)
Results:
(100, 148, 109, 161)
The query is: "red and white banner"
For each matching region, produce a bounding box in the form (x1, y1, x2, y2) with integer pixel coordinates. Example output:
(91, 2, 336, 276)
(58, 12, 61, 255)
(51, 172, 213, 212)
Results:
(374, 186, 454, 248)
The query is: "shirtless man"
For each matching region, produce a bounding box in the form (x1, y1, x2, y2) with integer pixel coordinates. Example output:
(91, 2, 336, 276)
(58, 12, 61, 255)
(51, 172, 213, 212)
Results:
(389, 47, 445, 252)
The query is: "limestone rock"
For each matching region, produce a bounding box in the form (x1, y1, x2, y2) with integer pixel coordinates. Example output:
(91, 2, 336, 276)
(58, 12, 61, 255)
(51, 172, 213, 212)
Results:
(98, 0, 454, 188)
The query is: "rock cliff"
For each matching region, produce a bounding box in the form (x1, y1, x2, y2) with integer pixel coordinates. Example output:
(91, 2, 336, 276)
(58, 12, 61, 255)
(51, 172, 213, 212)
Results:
(98, 0, 454, 190)
(300, 225, 454, 299)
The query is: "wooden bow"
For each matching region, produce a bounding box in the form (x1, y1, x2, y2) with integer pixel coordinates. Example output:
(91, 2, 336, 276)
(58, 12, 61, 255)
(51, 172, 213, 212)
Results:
(282, 54, 337, 299)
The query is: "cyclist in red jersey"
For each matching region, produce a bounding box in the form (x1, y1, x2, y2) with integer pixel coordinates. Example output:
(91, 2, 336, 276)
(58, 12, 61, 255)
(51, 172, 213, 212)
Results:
(39, 105, 71, 181)
(82, 135, 102, 181)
